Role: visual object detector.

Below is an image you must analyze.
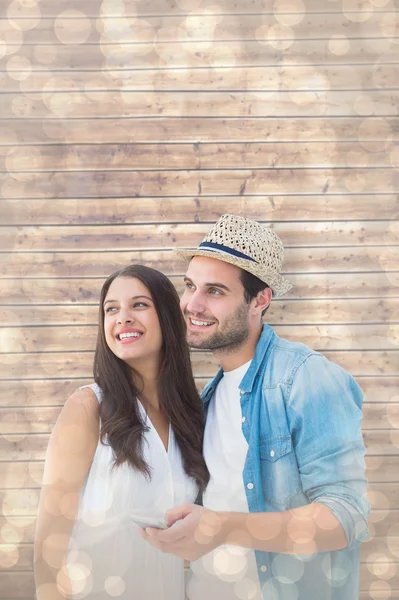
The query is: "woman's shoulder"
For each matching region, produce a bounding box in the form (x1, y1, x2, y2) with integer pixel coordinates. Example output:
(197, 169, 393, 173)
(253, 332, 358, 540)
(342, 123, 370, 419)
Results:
(64, 383, 101, 424)
(76, 382, 103, 404)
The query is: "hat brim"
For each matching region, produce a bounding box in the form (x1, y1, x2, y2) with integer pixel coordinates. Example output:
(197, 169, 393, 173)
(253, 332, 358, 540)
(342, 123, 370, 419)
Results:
(175, 248, 292, 298)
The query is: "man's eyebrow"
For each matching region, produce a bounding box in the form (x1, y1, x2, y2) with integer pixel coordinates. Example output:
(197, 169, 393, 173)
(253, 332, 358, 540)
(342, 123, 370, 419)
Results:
(104, 295, 153, 305)
(183, 277, 231, 292)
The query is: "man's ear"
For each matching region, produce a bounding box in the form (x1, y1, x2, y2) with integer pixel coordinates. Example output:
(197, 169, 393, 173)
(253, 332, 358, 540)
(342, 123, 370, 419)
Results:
(252, 287, 272, 315)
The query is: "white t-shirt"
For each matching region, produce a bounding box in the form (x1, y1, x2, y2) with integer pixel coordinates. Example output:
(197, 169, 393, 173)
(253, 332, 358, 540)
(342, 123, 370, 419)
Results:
(187, 360, 263, 600)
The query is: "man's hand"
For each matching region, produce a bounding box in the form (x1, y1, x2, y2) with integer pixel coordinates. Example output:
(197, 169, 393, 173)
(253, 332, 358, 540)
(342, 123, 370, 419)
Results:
(139, 503, 226, 561)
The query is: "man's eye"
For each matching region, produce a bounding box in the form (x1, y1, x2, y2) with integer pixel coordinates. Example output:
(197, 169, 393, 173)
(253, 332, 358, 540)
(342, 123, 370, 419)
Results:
(209, 288, 222, 295)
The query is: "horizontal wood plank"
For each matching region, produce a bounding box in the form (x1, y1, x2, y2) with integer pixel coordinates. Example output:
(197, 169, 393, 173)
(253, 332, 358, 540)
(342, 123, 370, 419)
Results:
(0, 351, 397, 379)
(0, 456, 398, 488)
(3, 222, 399, 252)
(2, 298, 398, 326)
(3, 64, 398, 93)
(1, 377, 397, 407)
(1, 538, 399, 574)
(1, 247, 397, 277)
(2, 509, 398, 545)
(1, 482, 396, 516)
(1, 413, 397, 450)
(1, 323, 399, 353)
(3, 13, 395, 46)
(1, 273, 398, 304)
(2, 169, 398, 199)
(5, 0, 397, 17)
(3, 196, 398, 226)
(0, 559, 398, 595)
(1, 117, 397, 145)
(2, 39, 399, 75)
(364, 430, 399, 455)
(1, 143, 396, 172)
(3, 90, 399, 120)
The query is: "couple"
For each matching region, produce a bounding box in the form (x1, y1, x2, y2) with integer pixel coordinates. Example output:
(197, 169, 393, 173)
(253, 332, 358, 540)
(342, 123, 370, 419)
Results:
(34, 214, 370, 600)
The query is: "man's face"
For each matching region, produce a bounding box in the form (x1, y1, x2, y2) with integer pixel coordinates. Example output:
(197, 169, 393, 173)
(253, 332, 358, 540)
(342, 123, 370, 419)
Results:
(180, 256, 252, 351)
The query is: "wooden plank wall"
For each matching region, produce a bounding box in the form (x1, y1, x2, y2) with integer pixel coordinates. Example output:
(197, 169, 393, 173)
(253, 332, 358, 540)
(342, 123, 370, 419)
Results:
(0, 0, 398, 598)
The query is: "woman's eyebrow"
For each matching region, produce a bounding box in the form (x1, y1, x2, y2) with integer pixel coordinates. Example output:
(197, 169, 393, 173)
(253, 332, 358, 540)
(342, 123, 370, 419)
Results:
(104, 295, 153, 305)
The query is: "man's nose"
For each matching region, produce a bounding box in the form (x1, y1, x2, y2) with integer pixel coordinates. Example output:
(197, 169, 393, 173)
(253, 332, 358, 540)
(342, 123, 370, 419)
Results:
(185, 291, 206, 315)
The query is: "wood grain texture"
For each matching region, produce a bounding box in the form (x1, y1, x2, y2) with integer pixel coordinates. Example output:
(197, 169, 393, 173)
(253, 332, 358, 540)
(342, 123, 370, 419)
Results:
(1, 247, 397, 278)
(1, 323, 399, 353)
(2, 298, 398, 325)
(0, 455, 398, 488)
(3, 222, 399, 251)
(1, 377, 397, 407)
(1, 40, 399, 74)
(1, 483, 397, 516)
(3, 64, 398, 92)
(4, 0, 397, 16)
(0, 417, 397, 453)
(1, 510, 398, 545)
(1, 538, 399, 574)
(3, 90, 399, 119)
(2, 117, 398, 145)
(1, 0, 398, 587)
(2, 169, 398, 199)
(3, 196, 398, 226)
(0, 561, 398, 596)
(1, 142, 396, 171)
(0, 351, 398, 379)
(3, 13, 396, 46)
(1, 273, 397, 303)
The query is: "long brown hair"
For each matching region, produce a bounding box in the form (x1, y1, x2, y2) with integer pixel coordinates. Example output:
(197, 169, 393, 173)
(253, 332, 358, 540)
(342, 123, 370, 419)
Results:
(94, 264, 209, 493)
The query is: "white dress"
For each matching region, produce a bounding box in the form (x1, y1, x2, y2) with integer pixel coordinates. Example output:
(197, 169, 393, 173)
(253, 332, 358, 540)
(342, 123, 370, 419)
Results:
(66, 383, 198, 600)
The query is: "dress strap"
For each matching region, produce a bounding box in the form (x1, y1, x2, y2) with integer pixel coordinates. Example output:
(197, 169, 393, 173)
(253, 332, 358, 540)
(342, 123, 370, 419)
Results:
(78, 383, 103, 404)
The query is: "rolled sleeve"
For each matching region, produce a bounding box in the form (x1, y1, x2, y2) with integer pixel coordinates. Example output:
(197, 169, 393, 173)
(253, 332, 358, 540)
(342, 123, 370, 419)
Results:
(286, 353, 371, 549)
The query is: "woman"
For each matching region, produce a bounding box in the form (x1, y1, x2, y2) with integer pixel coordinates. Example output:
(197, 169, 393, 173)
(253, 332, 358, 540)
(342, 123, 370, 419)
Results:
(34, 265, 209, 600)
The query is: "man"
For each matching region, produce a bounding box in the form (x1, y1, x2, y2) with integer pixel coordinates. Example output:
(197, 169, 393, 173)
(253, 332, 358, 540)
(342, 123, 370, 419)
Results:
(141, 214, 370, 600)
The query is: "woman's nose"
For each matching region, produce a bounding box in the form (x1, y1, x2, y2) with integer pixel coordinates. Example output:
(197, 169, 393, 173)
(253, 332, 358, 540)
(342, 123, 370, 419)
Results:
(117, 310, 134, 324)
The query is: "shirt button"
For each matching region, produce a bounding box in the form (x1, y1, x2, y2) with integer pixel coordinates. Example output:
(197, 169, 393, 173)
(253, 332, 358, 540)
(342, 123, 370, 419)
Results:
(247, 483, 254, 490)
(241, 416, 246, 423)
(270, 450, 275, 458)
(260, 565, 268, 572)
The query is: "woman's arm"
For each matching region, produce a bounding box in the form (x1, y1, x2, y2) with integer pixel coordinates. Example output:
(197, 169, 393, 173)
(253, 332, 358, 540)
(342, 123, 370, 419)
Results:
(34, 388, 99, 600)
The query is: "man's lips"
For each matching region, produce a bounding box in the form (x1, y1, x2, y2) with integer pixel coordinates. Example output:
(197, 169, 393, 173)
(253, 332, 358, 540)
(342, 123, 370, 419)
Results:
(186, 316, 216, 329)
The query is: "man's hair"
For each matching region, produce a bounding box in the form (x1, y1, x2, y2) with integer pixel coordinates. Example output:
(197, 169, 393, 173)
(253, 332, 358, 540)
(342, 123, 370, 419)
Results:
(239, 269, 271, 317)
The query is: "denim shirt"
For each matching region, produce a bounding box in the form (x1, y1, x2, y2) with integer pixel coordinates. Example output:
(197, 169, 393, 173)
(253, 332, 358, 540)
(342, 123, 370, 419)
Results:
(201, 324, 370, 600)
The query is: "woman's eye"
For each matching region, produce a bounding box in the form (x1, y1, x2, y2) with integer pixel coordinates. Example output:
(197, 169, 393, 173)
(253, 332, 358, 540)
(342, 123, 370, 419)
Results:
(105, 307, 117, 313)
(134, 302, 148, 308)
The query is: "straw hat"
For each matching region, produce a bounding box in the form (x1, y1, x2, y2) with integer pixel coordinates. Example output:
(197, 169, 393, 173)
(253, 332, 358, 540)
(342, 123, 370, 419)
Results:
(175, 214, 292, 298)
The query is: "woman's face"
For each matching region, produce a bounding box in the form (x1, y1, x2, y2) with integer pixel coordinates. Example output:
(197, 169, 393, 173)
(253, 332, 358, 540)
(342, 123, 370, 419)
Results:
(103, 277, 163, 368)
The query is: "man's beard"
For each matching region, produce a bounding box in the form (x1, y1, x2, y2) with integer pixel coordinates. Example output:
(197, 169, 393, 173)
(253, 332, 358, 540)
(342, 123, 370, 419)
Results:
(186, 301, 251, 354)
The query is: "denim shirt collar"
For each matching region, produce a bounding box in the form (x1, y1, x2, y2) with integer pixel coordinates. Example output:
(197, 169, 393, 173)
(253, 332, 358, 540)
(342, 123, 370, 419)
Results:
(201, 323, 276, 410)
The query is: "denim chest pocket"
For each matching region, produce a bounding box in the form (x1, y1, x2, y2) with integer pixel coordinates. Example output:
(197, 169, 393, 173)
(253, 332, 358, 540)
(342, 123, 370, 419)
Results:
(259, 436, 302, 506)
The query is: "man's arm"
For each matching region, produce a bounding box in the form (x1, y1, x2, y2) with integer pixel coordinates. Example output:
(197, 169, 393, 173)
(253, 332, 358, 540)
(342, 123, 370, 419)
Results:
(140, 500, 347, 561)
(141, 354, 369, 560)
(285, 353, 370, 550)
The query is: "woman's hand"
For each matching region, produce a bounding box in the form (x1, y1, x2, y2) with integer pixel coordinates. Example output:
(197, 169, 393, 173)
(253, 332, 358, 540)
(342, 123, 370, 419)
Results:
(139, 503, 226, 561)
